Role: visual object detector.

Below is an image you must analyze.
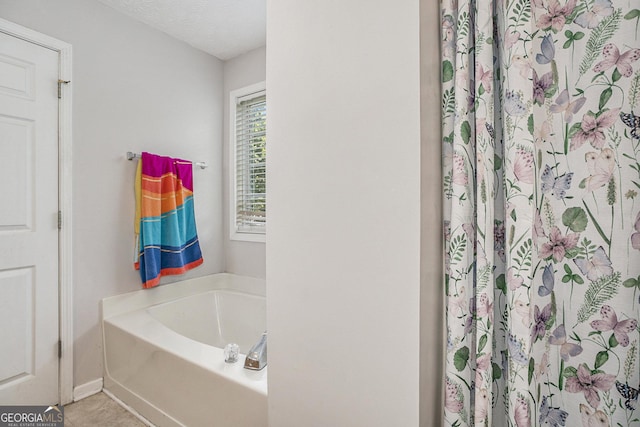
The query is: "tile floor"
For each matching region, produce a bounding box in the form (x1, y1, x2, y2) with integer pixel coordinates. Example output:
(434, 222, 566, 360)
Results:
(63, 392, 149, 427)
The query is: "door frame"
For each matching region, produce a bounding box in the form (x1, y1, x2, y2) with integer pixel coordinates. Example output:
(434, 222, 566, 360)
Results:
(0, 18, 73, 405)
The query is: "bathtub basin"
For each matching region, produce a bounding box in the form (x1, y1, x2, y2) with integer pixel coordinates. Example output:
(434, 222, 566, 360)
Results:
(102, 273, 267, 427)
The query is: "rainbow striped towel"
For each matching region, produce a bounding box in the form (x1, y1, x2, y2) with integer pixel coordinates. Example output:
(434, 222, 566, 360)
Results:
(134, 152, 203, 288)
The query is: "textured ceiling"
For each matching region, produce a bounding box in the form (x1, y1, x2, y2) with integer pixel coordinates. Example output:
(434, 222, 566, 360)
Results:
(97, 0, 266, 60)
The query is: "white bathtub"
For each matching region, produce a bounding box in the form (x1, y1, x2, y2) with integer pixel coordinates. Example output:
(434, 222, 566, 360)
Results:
(102, 273, 267, 427)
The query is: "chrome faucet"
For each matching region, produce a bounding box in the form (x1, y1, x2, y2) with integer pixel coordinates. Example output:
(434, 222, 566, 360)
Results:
(244, 332, 267, 370)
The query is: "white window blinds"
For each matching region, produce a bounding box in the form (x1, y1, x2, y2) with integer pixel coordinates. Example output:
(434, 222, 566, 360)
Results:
(234, 90, 266, 235)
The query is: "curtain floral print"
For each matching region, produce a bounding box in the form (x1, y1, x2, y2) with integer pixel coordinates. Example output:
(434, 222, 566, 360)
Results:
(442, 0, 640, 425)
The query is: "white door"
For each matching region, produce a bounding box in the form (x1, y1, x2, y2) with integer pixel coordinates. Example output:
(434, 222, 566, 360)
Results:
(0, 32, 60, 405)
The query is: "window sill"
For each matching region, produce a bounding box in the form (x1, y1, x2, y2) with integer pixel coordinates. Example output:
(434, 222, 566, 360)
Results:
(230, 230, 266, 243)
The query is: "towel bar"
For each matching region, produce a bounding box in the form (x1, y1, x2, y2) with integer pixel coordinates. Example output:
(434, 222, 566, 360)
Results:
(126, 151, 207, 169)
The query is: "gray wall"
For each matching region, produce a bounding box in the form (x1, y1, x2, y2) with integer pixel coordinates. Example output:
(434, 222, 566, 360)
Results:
(266, 0, 424, 425)
(0, 0, 225, 388)
(223, 47, 267, 279)
(420, 0, 444, 425)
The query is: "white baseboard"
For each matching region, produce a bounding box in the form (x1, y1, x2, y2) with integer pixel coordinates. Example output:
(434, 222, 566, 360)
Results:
(73, 378, 103, 402)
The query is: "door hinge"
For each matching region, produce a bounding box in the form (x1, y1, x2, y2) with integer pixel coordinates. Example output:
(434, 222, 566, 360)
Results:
(57, 80, 70, 99)
(58, 340, 62, 359)
(58, 211, 62, 230)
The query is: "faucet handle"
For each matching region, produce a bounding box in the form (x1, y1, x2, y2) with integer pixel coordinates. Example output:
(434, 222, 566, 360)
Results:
(224, 343, 239, 363)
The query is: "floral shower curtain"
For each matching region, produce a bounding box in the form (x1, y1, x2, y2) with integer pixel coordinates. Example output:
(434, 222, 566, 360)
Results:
(442, 0, 640, 425)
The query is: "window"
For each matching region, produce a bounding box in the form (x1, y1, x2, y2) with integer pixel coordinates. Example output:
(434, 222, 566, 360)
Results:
(230, 82, 266, 242)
